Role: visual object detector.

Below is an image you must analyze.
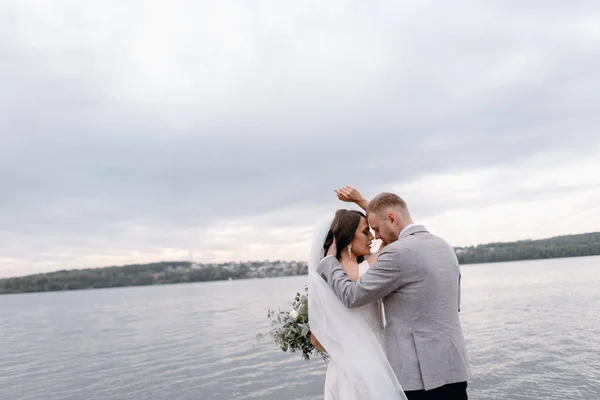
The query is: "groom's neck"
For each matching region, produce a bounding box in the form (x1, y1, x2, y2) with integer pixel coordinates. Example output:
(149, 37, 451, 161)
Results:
(398, 216, 414, 230)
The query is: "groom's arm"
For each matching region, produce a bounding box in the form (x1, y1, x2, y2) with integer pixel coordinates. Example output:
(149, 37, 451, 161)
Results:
(317, 248, 404, 308)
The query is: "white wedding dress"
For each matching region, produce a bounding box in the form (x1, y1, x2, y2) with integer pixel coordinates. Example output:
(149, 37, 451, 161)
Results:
(324, 261, 386, 400)
(307, 219, 406, 400)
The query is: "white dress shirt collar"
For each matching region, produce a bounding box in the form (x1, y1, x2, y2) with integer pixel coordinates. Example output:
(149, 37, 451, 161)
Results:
(399, 223, 417, 238)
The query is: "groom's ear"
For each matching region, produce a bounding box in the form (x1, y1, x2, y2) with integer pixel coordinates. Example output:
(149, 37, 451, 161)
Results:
(387, 212, 396, 224)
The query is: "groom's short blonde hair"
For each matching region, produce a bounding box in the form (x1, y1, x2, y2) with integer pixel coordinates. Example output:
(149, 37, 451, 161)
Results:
(367, 192, 408, 215)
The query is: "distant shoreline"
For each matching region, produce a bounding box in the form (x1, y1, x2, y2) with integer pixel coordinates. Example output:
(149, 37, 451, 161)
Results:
(2, 232, 599, 295)
(1, 254, 598, 297)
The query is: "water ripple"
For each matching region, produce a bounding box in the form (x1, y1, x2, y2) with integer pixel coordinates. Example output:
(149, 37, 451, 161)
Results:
(1, 256, 599, 399)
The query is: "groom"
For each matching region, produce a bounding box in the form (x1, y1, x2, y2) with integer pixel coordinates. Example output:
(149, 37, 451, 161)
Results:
(318, 192, 471, 400)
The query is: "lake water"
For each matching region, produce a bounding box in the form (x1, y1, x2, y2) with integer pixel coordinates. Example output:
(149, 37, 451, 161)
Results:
(1, 256, 599, 399)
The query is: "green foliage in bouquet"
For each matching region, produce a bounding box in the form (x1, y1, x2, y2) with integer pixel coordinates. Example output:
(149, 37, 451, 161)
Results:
(258, 286, 325, 361)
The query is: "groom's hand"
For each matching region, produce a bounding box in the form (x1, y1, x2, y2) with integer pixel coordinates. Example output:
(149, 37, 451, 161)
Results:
(326, 237, 337, 257)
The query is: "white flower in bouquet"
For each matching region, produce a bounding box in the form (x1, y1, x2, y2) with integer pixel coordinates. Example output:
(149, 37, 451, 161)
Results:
(289, 309, 299, 321)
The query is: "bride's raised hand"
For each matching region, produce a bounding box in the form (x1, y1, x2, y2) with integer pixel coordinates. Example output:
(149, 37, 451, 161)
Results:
(334, 185, 362, 202)
(334, 185, 369, 211)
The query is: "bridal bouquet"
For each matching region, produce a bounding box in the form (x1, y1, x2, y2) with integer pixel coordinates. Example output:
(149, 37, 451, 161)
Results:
(260, 286, 324, 360)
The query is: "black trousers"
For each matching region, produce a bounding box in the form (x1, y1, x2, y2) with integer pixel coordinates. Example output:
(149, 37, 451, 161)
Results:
(405, 381, 468, 400)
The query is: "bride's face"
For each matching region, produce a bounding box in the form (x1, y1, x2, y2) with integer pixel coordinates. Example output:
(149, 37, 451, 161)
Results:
(350, 217, 374, 257)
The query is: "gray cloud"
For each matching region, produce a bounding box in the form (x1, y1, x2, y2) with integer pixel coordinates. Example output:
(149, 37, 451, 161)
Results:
(1, 0, 600, 276)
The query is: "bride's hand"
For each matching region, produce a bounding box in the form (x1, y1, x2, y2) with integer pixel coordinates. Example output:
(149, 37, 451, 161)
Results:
(334, 185, 363, 203)
(334, 185, 369, 211)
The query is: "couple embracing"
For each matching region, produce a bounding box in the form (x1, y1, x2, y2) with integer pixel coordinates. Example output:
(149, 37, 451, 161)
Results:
(307, 186, 471, 400)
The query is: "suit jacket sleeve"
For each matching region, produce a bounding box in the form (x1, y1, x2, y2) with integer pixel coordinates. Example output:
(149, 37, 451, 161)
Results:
(317, 248, 404, 308)
(458, 270, 462, 312)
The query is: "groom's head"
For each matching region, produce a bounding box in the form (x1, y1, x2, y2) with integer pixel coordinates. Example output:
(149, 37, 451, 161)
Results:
(366, 193, 413, 244)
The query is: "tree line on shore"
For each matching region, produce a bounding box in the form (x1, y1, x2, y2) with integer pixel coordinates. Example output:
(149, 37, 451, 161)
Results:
(1, 232, 599, 295)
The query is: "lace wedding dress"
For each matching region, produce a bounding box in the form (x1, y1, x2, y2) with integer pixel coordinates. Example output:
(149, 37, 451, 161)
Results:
(323, 261, 385, 400)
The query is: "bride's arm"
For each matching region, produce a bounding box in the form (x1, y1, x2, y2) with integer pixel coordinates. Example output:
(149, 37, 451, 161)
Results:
(366, 240, 387, 266)
(310, 333, 326, 353)
(334, 185, 369, 211)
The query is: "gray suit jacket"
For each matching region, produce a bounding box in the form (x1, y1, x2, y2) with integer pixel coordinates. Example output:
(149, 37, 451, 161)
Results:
(317, 225, 471, 391)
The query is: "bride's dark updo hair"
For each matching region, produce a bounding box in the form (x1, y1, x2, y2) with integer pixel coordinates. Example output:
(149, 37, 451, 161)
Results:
(323, 209, 366, 263)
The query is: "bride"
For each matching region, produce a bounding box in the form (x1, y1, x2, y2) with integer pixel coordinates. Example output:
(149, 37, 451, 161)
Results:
(307, 190, 407, 400)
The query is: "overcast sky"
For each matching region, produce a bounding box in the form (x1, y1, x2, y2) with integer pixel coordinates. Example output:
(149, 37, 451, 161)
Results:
(1, 0, 599, 278)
